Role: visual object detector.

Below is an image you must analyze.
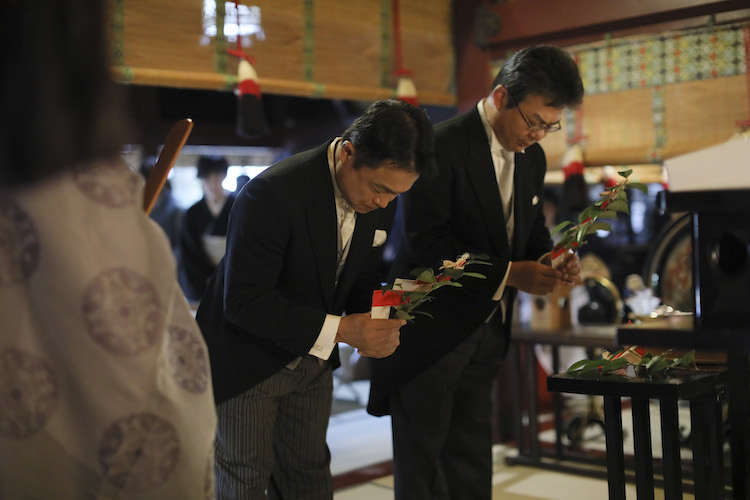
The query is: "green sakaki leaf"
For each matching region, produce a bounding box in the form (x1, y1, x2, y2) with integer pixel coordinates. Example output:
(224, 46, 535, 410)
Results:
(568, 359, 591, 372)
(589, 221, 613, 232)
(409, 267, 428, 278)
(442, 268, 463, 278)
(627, 182, 649, 194)
(461, 272, 487, 279)
(578, 207, 596, 224)
(467, 260, 493, 266)
(601, 358, 629, 373)
(678, 350, 695, 367)
(607, 199, 629, 213)
(597, 211, 618, 220)
(416, 269, 436, 283)
(618, 169, 633, 178)
(394, 309, 414, 321)
(551, 220, 573, 236)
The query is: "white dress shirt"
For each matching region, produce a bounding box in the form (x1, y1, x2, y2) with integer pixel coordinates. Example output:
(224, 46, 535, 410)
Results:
(477, 99, 523, 319)
(304, 138, 355, 362)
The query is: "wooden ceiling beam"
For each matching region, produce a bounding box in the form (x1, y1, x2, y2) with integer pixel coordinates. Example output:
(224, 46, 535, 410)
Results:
(477, 0, 750, 52)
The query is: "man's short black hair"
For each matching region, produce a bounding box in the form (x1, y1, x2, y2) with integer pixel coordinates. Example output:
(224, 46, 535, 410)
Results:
(342, 99, 436, 177)
(492, 45, 584, 110)
(196, 155, 229, 179)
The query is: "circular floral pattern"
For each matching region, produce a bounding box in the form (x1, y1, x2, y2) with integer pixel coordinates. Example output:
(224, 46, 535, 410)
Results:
(204, 448, 215, 500)
(74, 160, 139, 208)
(0, 348, 58, 439)
(167, 326, 209, 393)
(0, 198, 40, 286)
(99, 413, 180, 493)
(82, 268, 164, 355)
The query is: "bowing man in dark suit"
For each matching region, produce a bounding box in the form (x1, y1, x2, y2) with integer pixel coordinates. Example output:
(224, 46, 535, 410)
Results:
(368, 46, 584, 500)
(196, 99, 435, 499)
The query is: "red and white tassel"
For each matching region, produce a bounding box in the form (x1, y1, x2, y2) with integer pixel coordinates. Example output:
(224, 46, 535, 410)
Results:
(235, 58, 268, 139)
(396, 76, 418, 106)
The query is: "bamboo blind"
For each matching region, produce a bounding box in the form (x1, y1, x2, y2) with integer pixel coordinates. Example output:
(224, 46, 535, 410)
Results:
(111, 0, 455, 106)
(579, 88, 657, 167)
(661, 75, 748, 158)
(489, 23, 749, 168)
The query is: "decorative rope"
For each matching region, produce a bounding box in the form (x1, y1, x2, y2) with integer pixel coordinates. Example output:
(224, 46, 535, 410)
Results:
(226, 1, 254, 64)
(650, 86, 666, 163)
(391, 0, 417, 105)
(391, 0, 411, 78)
(110, 0, 125, 66)
(736, 26, 750, 129)
(379, 0, 392, 87)
(215, 0, 227, 74)
(303, 0, 315, 81)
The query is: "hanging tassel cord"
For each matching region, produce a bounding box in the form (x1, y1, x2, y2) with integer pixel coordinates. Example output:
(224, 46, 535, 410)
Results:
(736, 26, 750, 129)
(226, 0, 255, 64)
(391, 0, 412, 77)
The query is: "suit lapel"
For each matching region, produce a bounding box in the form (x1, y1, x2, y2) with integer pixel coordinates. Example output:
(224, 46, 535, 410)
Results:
(463, 110, 510, 257)
(306, 144, 337, 309)
(511, 150, 533, 260)
(333, 212, 375, 309)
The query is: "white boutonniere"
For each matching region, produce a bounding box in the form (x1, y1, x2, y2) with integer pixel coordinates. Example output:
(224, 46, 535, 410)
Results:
(372, 229, 387, 247)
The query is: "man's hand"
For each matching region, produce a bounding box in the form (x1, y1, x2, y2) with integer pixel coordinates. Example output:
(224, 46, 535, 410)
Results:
(506, 261, 568, 295)
(556, 251, 582, 285)
(335, 313, 404, 358)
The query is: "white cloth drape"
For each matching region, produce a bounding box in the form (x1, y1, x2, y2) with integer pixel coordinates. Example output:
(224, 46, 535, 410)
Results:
(0, 159, 217, 500)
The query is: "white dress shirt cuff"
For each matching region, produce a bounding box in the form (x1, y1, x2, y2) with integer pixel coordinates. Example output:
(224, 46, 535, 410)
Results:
(308, 314, 340, 360)
(491, 261, 513, 301)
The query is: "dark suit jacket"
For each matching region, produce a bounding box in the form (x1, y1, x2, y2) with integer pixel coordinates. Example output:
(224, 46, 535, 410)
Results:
(368, 106, 552, 415)
(197, 142, 395, 405)
(179, 194, 235, 301)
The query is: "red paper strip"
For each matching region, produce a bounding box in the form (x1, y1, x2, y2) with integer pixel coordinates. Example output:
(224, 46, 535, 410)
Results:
(372, 290, 408, 307)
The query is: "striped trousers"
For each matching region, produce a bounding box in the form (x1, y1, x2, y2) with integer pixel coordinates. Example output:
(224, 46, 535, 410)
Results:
(214, 356, 334, 500)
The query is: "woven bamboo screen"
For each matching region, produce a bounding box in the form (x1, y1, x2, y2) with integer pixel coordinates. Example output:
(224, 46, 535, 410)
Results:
(662, 75, 748, 158)
(111, 0, 455, 106)
(489, 23, 749, 168)
(579, 89, 657, 166)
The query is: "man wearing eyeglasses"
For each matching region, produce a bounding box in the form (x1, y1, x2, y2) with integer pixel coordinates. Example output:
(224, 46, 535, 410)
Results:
(368, 45, 584, 500)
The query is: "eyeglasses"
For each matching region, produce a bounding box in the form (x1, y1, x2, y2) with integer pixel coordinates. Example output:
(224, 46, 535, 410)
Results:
(515, 103, 561, 134)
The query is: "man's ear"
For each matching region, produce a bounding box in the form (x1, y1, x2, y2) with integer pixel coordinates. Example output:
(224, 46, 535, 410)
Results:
(341, 140, 355, 160)
(491, 84, 509, 110)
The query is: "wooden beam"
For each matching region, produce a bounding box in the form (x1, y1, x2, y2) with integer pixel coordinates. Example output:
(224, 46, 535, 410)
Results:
(478, 0, 750, 50)
(455, 0, 492, 112)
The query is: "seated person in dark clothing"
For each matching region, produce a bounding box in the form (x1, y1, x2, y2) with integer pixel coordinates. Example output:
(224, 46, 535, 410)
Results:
(140, 155, 185, 252)
(179, 155, 235, 303)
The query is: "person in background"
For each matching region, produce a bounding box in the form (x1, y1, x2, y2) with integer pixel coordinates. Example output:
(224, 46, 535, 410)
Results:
(235, 173, 250, 194)
(140, 155, 185, 252)
(0, 1, 216, 499)
(197, 99, 435, 499)
(179, 155, 235, 304)
(368, 45, 584, 500)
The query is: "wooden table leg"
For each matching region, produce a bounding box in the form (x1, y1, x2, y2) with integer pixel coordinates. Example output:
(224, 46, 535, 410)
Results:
(727, 352, 749, 500)
(659, 398, 683, 500)
(526, 344, 541, 460)
(705, 388, 725, 498)
(691, 389, 725, 499)
(631, 397, 655, 500)
(603, 395, 626, 500)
